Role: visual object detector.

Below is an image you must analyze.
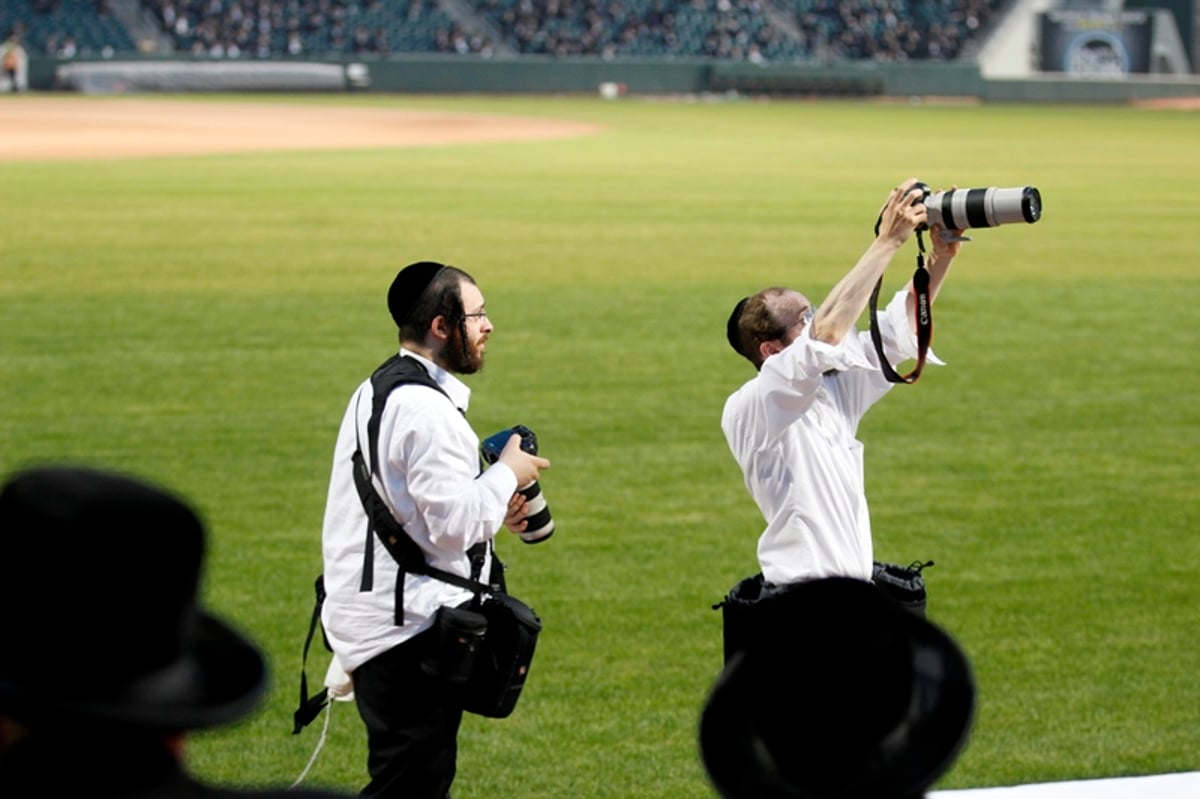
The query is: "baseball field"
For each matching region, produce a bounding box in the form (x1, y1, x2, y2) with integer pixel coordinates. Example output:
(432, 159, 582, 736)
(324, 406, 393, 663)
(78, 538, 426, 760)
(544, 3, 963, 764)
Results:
(1, 93, 1198, 797)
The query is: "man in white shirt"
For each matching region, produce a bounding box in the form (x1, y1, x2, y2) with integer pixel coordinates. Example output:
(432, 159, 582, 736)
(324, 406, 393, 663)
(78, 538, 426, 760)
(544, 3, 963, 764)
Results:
(722, 179, 963, 590)
(320, 261, 549, 799)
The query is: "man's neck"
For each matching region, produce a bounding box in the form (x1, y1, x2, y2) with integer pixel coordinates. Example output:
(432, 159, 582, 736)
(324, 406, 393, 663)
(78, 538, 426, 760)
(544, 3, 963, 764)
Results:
(402, 341, 442, 370)
(398, 346, 472, 412)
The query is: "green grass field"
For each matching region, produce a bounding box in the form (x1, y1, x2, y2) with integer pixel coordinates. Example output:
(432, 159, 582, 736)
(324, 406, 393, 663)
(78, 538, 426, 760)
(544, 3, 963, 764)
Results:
(2, 94, 1198, 797)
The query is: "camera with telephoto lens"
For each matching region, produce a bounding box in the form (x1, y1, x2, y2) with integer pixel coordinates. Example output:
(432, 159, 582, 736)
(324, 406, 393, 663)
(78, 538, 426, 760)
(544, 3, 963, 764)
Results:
(481, 425, 555, 545)
(911, 183, 1042, 230)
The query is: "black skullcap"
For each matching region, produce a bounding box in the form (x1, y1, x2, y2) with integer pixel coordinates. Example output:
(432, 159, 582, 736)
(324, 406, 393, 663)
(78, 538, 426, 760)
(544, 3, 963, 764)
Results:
(726, 297, 749, 356)
(388, 261, 447, 328)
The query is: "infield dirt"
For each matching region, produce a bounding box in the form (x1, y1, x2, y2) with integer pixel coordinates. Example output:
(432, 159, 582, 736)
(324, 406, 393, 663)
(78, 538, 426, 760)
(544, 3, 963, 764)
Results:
(0, 97, 600, 161)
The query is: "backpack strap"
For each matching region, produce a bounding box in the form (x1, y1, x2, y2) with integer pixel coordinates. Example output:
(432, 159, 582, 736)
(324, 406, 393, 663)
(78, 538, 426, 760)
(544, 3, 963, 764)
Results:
(365, 355, 444, 474)
(296, 354, 498, 735)
(354, 354, 500, 624)
(351, 447, 495, 595)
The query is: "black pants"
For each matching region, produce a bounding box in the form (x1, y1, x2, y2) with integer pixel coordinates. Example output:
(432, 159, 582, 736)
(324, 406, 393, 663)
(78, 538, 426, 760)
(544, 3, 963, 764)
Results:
(352, 629, 464, 799)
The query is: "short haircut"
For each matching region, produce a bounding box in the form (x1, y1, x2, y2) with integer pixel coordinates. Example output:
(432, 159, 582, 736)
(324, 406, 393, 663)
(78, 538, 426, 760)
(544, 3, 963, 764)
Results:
(728, 287, 793, 370)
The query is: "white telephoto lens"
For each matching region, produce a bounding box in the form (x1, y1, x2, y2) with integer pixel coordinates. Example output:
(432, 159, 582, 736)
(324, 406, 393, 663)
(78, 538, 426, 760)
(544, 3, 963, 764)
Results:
(518, 482, 554, 544)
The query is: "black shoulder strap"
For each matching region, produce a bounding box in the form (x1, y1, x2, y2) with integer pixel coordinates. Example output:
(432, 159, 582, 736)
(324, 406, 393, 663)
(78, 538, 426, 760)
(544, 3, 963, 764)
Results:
(354, 354, 498, 601)
(296, 355, 496, 735)
(351, 449, 494, 595)
(293, 575, 330, 734)
(365, 354, 447, 474)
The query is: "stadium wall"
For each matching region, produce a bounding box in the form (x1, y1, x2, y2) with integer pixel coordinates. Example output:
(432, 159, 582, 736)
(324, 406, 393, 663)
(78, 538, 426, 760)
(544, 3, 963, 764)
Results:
(25, 53, 1200, 103)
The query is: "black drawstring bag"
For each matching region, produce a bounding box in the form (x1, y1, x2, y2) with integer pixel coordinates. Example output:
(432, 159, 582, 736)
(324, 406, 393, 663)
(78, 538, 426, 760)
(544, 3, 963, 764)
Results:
(713, 573, 767, 666)
(714, 561, 934, 667)
(871, 560, 934, 617)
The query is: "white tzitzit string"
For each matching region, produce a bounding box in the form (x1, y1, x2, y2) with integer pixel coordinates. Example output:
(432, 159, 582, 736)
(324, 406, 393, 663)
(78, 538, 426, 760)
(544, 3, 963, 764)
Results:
(292, 653, 355, 789)
(290, 700, 332, 789)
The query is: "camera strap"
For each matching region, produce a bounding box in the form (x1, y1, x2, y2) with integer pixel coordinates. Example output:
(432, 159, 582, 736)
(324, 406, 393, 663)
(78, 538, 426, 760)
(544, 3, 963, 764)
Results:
(869, 224, 932, 384)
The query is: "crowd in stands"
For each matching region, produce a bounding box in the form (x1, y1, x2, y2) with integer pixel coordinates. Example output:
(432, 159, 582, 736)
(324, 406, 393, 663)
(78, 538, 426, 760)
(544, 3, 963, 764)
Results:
(7, 0, 1005, 64)
(790, 0, 1001, 60)
(139, 0, 1002, 61)
(2, 0, 129, 58)
(471, 0, 807, 61)
(148, 1, 381, 58)
(470, 0, 1001, 61)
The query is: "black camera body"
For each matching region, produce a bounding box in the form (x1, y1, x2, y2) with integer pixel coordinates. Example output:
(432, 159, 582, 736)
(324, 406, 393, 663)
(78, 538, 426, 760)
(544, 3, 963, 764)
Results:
(911, 183, 1042, 230)
(481, 425, 555, 545)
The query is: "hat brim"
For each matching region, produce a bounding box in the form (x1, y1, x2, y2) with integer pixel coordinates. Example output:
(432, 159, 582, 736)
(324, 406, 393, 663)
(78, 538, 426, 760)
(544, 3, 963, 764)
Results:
(859, 611, 975, 797)
(700, 587, 975, 799)
(0, 613, 266, 731)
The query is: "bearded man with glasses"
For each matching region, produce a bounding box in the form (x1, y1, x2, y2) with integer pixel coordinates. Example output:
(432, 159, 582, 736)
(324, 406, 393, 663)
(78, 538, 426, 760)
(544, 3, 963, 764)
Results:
(319, 261, 549, 799)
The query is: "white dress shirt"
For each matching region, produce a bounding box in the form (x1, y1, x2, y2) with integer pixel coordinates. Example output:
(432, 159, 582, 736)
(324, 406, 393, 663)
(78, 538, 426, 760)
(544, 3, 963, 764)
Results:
(721, 289, 940, 585)
(320, 349, 517, 672)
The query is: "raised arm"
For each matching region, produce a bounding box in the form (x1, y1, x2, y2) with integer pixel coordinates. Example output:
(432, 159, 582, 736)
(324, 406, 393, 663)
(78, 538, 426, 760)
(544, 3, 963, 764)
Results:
(809, 178, 928, 346)
(922, 221, 962, 306)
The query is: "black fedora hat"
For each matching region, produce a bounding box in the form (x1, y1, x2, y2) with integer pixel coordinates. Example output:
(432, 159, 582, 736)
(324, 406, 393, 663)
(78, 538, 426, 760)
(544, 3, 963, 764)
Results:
(0, 466, 266, 731)
(699, 577, 975, 799)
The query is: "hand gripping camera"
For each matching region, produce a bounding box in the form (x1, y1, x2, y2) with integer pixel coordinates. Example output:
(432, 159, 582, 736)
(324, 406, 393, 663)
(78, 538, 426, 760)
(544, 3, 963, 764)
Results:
(913, 183, 1042, 231)
(481, 425, 555, 544)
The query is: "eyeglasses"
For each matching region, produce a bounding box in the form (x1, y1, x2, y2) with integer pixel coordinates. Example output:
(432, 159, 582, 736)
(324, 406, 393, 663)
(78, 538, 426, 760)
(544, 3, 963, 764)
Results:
(764, 307, 813, 344)
(772, 307, 813, 337)
(463, 310, 489, 320)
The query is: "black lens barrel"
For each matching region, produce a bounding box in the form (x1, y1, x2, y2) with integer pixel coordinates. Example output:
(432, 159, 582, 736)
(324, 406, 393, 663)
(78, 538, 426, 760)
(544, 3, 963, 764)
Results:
(1021, 186, 1042, 224)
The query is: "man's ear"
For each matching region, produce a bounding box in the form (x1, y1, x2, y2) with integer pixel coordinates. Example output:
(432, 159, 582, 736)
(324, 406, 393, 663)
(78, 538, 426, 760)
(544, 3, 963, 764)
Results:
(429, 314, 452, 342)
(759, 340, 782, 361)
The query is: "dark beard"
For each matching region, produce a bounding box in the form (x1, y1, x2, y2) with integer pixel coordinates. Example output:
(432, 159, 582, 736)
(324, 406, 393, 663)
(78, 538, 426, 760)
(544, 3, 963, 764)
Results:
(443, 321, 483, 375)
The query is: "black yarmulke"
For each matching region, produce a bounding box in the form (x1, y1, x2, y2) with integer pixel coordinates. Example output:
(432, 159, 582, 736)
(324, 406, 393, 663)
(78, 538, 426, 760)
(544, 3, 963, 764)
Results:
(726, 297, 749, 355)
(388, 261, 447, 328)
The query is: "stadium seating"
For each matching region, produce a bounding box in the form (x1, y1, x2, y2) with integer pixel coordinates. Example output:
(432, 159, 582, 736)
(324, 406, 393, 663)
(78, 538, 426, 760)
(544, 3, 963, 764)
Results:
(468, 0, 808, 59)
(138, 0, 490, 58)
(7, 0, 1005, 62)
(781, 0, 1003, 60)
(2, 0, 136, 57)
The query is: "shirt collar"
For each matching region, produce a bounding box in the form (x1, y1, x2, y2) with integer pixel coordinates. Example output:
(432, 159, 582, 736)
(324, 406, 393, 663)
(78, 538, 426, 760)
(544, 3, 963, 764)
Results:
(399, 347, 471, 412)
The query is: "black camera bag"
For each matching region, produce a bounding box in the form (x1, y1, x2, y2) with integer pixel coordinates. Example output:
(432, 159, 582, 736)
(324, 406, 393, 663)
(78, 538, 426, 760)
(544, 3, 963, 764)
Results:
(462, 592, 542, 718)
